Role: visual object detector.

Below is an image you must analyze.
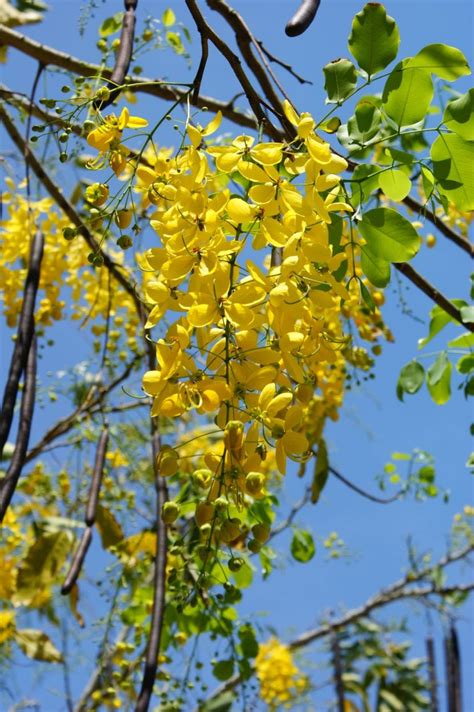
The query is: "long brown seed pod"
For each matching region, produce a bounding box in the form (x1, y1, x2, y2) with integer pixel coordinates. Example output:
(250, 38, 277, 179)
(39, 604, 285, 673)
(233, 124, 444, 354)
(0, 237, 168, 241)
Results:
(85, 426, 109, 526)
(0, 334, 37, 521)
(61, 527, 93, 595)
(135, 429, 168, 712)
(0, 230, 43, 458)
(426, 635, 439, 712)
(331, 631, 345, 712)
(95, 0, 138, 110)
(285, 0, 321, 37)
(450, 624, 462, 712)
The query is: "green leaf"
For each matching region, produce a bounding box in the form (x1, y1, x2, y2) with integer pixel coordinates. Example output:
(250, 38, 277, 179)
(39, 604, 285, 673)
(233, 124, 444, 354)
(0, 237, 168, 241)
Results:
(166, 31, 184, 54)
(378, 169, 412, 201)
(460, 305, 474, 323)
(291, 529, 316, 563)
(99, 13, 124, 37)
(457, 354, 474, 374)
(95, 505, 124, 549)
(14, 531, 71, 604)
(427, 353, 452, 404)
(360, 246, 391, 288)
(418, 301, 467, 348)
(323, 58, 358, 103)
(358, 208, 421, 263)
(398, 361, 425, 394)
(359, 280, 375, 311)
(379, 690, 404, 711)
(431, 133, 474, 212)
(238, 624, 259, 658)
(162, 8, 176, 26)
(412, 44, 471, 81)
(448, 332, 474, 349)
(443, 89, 474, 140)
(382, 59, 433, 127)
(311, 438, 329, 504)
(318, 117, 341, 134)
(348, 3, 400, 78)
(15, 629, 63, 663)
(200, 693, 235, 712)
(421, 166, 435, 201)
(212, 659, 235, 681)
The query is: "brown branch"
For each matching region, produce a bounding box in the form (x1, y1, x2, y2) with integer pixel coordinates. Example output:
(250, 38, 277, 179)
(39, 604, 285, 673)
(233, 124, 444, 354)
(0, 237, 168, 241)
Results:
(25, 354, 141, 464)
(0, 25, 272, 135)
(403, 194, 473, 258)
(184, 0, 281, 140)
(61, 527, 93, 595)
(0, 334, 37, 522)
(198, 543, 474, 708)
(0, 102, 146, 322)
(205, 0, 295, 137)
(192, 33, 209, 103)
(85, 425, 109, 526)
(135, 429, 168, 712)
(96, 0, 138, 110)
(328, 465, 401, 504)
(256, 39, 312, 85)
(394, 262, 474, 333)
(0, 230, 43, 458)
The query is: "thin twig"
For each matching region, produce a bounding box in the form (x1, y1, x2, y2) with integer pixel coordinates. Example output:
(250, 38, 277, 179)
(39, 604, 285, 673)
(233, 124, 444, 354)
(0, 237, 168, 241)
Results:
(394, 262, 474, 333)
(0, 334, 37, 521)
(185, 0, 281, 140)
(256, 39, 312, 85)
(0, 25, 272, 135)
(328, 465, 401, 504)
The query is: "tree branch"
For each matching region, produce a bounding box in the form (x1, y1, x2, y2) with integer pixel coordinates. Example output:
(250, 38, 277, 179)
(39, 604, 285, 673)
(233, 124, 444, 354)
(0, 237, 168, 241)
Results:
(394, 262, 474, 333)
(96, 0, 138, 110)
(403, 194, 473, 258)
(0, 24, 273, 135)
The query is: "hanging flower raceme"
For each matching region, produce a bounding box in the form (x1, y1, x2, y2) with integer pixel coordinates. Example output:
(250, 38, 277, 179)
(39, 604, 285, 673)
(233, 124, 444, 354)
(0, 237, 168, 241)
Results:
(255, 637, 308, 709)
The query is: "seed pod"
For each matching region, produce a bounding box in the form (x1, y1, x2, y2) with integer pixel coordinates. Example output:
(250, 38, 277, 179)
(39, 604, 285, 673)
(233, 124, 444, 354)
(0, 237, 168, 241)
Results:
(285, 0, 321, 37)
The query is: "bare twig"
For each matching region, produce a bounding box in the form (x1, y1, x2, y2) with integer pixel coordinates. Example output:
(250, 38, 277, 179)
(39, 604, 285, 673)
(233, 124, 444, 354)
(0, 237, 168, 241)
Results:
(394, 262, 474, 333)
(0, 232, 43, 458)
(256, 39, 312, 85)
(0, 25, 272, 134)
(185, 0, 281, 140)
(0, 334, 37, 521)
(328, 465, 401, 504)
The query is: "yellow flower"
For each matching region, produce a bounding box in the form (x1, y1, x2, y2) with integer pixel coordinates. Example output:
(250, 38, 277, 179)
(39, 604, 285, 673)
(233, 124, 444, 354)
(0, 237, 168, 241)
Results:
(87, 107, 148, 152)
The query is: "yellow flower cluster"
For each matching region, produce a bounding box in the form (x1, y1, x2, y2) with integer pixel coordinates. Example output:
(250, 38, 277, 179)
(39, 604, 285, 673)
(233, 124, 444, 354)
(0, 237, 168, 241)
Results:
(255, 637, 307, 708)
(0, 181, 141, 353)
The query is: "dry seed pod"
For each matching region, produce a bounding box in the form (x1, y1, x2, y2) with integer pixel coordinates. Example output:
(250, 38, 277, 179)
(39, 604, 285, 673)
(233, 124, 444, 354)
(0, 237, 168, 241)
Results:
(285, 0, 321, 37)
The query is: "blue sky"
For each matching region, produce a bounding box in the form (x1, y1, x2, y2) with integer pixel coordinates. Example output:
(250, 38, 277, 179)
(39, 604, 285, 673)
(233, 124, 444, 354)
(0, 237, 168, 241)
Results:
(1, 0, 473, 709)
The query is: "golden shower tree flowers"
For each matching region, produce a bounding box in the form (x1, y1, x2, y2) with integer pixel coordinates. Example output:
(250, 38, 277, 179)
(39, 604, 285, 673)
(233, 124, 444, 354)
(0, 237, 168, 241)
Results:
(255, 637, 308, 709)
(87, 107, 149, 152)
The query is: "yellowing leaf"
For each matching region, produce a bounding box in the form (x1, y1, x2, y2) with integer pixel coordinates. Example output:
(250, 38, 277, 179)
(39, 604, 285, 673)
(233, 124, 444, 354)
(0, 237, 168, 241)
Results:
(15, 629, 63, 663)
(95, 505, 124, 549)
